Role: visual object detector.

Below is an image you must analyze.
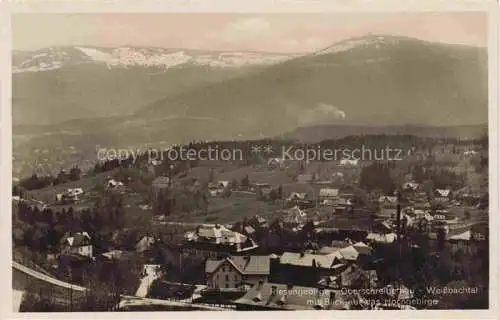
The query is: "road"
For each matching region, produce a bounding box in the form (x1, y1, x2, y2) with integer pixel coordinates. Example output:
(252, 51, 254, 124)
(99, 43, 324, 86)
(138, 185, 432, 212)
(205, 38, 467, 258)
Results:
(12, 261, 230, 311)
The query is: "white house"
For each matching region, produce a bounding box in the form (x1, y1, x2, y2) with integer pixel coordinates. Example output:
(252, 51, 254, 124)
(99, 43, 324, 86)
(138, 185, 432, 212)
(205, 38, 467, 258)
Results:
(61, 232, 93, 258)
(339, 159, 359, 166)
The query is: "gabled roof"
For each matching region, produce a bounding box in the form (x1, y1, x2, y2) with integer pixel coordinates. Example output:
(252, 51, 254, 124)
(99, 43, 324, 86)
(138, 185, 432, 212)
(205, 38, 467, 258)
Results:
(378, 196, 398, 203)
(206, 255, 270, 275)
(339, 246, 359, 261)
(280, 251, 340, 269)
(235, 283, 341, 310)
(62, 232, 91, 247)
(340, 159, 359, 165)
(435, 189, 451, 197)
(448, 230, 472, 241)
(186, 225, 250, 245)
(101, 250, 124, 260)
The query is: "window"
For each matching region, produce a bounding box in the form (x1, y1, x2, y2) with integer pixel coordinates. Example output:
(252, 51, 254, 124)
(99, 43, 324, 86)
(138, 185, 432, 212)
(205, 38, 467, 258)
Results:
(234, 275, 238, 281)
(225, 284, 229, 288)
(225, 275, 229, 281)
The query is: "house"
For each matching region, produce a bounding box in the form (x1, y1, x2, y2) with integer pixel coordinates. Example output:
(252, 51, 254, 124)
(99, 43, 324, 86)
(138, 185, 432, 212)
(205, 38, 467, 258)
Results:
(324, 198, 352, 214)
(57, 187, 84, 203)
(280, 251, 341, 270)
(258, 187, 275, 201)
(275, 250, 348, 286)
(317, 263, 378, 289)
(67, 188, 84, 197)
(254, 182, 272, 189)
(217, 180, 229, 189)
(100, 250, 125, 261)
(366, 232, 396, 244)
(205, 255, 270, 289)
(152, 176, 170, 189)
(332, 172, 345, 178)
(402, 182, 419, 192)
(207, 181, 229, 197)
(285, 192, 309, 207)
(234, 282, 342, 310)
(281, 206, 307, 224)
(60, 232, 93, 258)
(248, 215, 268, 229)
(339, 159, 359, 166)
(136, 236, 156, 253)
(106, 178, 124, 189)
(268, 158, 285, 168)
(372, 220, 393, 234)
(243, 225, 256, 237)
(378, 196, 398, 208)
(463, 150, 478, 156)
(318, 188, 340, 203)
(435, 189, 452, 202)
(183, 224, 259, 256)
(287, 192, 307, 200)
(296, 173, 314, 183)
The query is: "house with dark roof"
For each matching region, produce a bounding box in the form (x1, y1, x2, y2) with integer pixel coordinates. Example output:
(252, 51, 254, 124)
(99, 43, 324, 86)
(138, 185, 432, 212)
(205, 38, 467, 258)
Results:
(181, 225, 259, 261)
(434, 189, 452, 202)
(234, 282, 344, 310)
(60, 231, 93, 258)
(205, 255, 270, 289)
(318, 188, 340, 203)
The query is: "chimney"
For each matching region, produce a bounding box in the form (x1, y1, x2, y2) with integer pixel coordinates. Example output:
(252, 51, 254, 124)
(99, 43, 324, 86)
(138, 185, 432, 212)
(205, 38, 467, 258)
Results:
(287, 283, 293, 290)
(300, 251, 305, 258)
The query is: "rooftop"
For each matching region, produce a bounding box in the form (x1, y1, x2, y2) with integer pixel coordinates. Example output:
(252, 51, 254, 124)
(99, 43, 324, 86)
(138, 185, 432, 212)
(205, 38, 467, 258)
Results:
(235, 282, 343, 310)
(206, 255, 270, 275)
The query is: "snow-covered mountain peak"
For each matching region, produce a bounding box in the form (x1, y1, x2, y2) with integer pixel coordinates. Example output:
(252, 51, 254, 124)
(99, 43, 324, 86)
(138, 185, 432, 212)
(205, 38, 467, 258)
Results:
(12, 46, 296, 73)
(315, 34, 403, 55)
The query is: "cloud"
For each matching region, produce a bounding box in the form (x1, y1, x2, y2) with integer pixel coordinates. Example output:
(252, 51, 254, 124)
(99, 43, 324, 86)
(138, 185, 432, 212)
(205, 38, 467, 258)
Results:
(207, 17, 271, 43)
(298, 103, 346, 125)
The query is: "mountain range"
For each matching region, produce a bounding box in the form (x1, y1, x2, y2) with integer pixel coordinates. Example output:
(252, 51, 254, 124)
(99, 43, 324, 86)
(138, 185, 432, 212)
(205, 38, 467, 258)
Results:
(12, 34, 488, 173)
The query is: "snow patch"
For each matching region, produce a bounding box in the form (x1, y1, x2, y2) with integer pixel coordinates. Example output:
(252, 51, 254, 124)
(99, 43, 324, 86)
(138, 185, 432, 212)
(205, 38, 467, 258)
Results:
(75, 47, 112, 62)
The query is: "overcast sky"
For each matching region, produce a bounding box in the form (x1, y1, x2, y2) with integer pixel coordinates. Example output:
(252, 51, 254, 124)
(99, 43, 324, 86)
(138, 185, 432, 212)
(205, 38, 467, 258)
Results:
(12, 12, 487, 52)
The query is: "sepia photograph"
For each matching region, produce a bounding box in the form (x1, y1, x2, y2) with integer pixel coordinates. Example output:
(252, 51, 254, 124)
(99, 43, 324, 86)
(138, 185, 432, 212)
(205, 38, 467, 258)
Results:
(6, 3, 496, 316)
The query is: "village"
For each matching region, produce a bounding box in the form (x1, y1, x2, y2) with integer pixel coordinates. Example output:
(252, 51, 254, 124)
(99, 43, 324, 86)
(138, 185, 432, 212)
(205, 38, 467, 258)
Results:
(12, 137, 489, 311)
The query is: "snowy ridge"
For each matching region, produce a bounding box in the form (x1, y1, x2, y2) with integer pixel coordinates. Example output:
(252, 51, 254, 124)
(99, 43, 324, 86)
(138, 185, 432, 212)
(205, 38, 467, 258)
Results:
(315, 35, 402, 55)
(12, 46, 296, 73)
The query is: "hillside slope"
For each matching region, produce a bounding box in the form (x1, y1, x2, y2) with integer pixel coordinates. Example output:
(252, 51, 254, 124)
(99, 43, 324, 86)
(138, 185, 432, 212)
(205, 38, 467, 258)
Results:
(139, 35, 487, 139)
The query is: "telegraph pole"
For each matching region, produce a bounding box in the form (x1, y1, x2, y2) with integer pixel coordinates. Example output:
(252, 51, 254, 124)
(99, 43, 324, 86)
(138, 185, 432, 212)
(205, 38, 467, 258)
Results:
(395, 189, 403, 292)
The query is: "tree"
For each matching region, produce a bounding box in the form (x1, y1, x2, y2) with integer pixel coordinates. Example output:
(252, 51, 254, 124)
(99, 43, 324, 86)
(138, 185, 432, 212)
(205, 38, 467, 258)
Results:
(359, 162, 395, 194)
(241, 174, 250, 188)
(231, 179, 239, 189)
(278, 184, 283, 199)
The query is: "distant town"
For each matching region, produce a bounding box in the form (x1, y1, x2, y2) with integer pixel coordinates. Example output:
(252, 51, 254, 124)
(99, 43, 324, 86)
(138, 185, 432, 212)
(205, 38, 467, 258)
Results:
(13, 135, 489, 311)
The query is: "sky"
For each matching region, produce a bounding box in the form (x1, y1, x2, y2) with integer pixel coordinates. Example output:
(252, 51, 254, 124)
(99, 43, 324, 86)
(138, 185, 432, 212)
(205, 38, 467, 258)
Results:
(12, 12, 487, 52)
